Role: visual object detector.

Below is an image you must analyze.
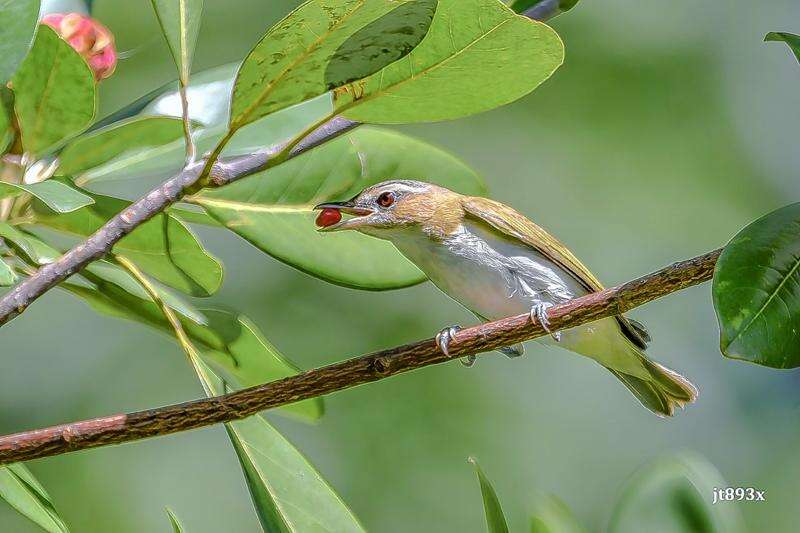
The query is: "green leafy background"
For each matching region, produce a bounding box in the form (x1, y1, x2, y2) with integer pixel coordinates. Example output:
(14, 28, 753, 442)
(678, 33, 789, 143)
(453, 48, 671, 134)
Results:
(2, 0, 800, 532)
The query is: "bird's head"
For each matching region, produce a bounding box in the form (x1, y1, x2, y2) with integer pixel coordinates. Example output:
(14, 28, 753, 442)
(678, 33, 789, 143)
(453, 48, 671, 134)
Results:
(314, 179, 463, 240)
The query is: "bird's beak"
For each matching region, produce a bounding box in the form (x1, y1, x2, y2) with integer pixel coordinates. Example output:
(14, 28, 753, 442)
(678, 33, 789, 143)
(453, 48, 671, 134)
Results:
(313, 201, 375, 232)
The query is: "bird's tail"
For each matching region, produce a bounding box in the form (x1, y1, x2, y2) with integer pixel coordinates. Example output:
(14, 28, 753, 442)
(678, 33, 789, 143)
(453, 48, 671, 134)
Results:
(608, 357, 698, 417)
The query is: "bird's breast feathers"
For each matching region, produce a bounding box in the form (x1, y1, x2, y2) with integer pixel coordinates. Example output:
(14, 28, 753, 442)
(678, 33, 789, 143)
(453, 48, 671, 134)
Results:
(391, 219, 586, 320)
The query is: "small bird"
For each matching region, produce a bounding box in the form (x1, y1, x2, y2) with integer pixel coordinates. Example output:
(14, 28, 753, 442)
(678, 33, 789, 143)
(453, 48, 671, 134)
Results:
(315, 180, 697, 416)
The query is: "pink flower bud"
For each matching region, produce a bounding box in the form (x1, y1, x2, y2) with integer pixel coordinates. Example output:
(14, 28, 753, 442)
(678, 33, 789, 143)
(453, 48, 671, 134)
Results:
(41, 13, 117, 81)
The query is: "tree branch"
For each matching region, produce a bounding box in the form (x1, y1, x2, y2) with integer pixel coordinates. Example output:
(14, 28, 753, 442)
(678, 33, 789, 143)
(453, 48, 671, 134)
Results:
(0, 116, 359, 326)
(0, 248, 721, 465)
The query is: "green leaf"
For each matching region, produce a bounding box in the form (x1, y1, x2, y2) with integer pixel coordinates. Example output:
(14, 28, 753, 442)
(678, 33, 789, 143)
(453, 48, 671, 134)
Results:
(0, 89, 11, 155)
(194, 126, 486, 290)
(529, 493, 585, 533)
(334, 0, 563, 123)
(0, 181, 93, 213)
(469, 458, 509, 533)
(168, 205, 223, 227)
(230, 0, 435, 129)
(608, 453, 744, 533)
(0, 0, 40, 83)
(56, 116, 186, 176)
(92, 62, 239, 135)
(508, 0, 578, 18)
(84, 260, 207, 325)
(0, 463, 69, 533)
(0, 222, 60, 265)
(0, 257, 17, 286)
(33, 191, 223, 296)
(765, 32, 800, 64)
(188, 358, 362, 532)
(78, 69, 337, 186)
(165, 507, 184, 533)
(150, 0, 204, 85)
(712, 202, 800, 368)
(12, 25, 96, 155)
(60, 281, 322, 420)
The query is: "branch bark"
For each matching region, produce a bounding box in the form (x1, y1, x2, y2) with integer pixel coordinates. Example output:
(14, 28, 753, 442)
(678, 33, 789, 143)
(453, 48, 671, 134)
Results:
(0, 248, 720, 465)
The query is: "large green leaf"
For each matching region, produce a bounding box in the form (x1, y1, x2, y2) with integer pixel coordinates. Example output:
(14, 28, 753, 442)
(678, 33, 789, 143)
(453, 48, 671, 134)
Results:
(765, 32, 800, 64)
(0, 0, 40, 83)
(150, 0, 203, 85)
(189, 358, 362, 532)
(469, 458, 509, 533)
(56, 116, 186, 176)
(0, 463, 69, 533)
(0, 257, 17, 286)
(60, 280, 322, 420)
(76, 66, 333, 185)
(529, 494, 585, 533)
(713, 202, 800, 368)
(92, 62, 239, 135)
(33, 191, 223, 296)
(0, 181, 93, 213)
(334, 0, 563, 123)
(230, 0, 435, 130)
(12, 25, 96, 155)
(194, 126, 485, 290)
(608, 453, 743, 533)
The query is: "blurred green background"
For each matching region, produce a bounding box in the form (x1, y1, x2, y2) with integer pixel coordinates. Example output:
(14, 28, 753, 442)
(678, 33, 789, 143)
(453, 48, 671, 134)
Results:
(3, 0, 800, 531)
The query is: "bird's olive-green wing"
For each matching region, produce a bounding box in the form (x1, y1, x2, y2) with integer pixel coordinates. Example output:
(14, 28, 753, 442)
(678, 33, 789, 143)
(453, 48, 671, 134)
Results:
(461, 196, 605, 291)
(460, 196, 649, 349)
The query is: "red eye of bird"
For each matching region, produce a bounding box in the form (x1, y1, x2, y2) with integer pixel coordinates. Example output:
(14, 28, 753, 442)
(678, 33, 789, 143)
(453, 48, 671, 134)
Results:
(377, 191, 395, 207)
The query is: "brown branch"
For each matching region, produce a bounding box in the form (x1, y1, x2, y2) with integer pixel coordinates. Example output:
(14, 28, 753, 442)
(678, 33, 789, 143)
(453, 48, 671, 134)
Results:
(0, 249, 721, 465)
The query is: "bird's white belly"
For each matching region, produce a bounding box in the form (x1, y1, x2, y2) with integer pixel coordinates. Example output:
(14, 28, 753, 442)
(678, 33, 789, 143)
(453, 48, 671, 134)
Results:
(392, 223, 586, 321)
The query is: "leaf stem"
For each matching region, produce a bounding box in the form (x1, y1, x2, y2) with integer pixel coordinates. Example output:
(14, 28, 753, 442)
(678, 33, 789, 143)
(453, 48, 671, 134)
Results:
(115, 255, 213, 396)
(178, 83, 196, 165)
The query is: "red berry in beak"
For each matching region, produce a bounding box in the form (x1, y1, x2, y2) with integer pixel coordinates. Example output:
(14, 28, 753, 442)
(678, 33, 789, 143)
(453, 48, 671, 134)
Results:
(315, 208, 342, 228)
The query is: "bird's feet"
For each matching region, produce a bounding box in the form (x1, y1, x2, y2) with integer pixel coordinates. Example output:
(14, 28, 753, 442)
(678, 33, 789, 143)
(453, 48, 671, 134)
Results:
(529, 302, 561, 342)
(435, 325, 475, 367)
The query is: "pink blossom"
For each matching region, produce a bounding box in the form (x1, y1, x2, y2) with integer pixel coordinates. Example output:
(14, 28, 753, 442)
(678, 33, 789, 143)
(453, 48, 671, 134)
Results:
(41, 13, 117, 81)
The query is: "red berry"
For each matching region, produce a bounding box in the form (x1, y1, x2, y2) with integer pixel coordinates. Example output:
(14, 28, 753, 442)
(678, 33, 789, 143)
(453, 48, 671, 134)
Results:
(315, 208, 342, 227)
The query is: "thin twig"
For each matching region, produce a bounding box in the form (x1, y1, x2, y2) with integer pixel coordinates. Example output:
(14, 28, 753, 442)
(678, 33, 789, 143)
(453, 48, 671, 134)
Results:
(0, 248, 721, 465)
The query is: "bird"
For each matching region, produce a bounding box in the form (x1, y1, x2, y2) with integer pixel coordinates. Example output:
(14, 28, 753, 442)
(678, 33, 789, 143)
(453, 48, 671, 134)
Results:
(314, 180, 697, 417)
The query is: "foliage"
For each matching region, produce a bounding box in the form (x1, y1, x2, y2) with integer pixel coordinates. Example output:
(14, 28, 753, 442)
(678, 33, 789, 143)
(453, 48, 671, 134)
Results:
(469, 458, 510, 533)
(0, 0, 40, 84)
(471, 453, 742, 533)
(12, 26, 96, 155)
(711, 37, 800, 368)
(0, 464, 69, 532)
(765, 32, 800, 64)
(713, 203, 800, 367)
